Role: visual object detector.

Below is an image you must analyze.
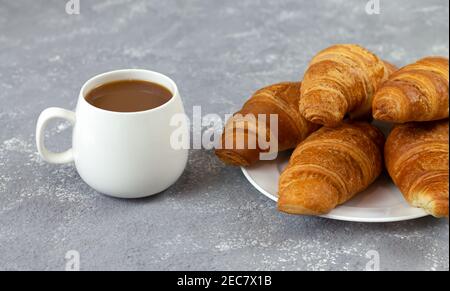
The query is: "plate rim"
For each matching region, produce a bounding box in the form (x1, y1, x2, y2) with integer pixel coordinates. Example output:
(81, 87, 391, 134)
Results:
(241, 166, 429, 223)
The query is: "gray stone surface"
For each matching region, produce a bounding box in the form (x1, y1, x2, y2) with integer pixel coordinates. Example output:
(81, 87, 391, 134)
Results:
(0, 0, 449, 271)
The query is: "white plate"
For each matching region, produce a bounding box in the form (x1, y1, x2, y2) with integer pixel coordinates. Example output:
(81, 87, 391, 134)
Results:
(241, 120, 430, 223)
(241, 153, 428, 222)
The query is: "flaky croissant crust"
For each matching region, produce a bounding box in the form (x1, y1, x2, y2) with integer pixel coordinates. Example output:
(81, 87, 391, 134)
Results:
(373, 57, 449, 123)
(299, 44, 393, 127)
(215, 82, 318, 166)
(385, 120, 449, 218)
(278, 122, 384, 215)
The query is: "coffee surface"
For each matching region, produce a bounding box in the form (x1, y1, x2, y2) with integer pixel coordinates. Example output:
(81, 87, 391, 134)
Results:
(85, 80, 172, 112)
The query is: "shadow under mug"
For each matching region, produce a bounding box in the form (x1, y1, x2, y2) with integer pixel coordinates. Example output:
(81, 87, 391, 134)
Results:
(36, 69, 188, 198)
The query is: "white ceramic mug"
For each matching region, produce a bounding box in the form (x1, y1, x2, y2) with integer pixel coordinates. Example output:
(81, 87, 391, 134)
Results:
(36, 69, 188, 198)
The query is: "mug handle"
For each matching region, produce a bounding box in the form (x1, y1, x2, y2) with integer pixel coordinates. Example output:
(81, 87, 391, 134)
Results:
(36, 107, 76, 164)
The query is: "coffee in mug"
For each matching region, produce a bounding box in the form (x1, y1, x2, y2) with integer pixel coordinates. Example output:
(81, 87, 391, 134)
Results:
(36, 69, 188, 198)
(85, 80, 173, 112)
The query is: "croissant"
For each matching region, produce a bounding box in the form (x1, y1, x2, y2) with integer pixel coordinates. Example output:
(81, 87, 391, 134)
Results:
(215, 82, 319, 166)
(299, 44, 395, 127)
(373, 57, 449, 123)
(385, 120, 449, 218)
(278, 122, 384, 215)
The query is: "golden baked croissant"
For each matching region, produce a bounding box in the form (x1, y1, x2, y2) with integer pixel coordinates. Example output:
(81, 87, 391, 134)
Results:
(299, 44, 395, 127)
(373, 57, 449, 123)
(385, 120, 449, 218)
(215, 82, 319, 166)
(278, 122, 384, 215)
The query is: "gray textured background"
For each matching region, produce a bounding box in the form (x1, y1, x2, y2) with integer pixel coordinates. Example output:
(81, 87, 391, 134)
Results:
(0, 0, 449, 271)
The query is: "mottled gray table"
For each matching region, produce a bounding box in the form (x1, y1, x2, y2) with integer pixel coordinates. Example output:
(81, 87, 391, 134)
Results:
(0, 0, 449, 271)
